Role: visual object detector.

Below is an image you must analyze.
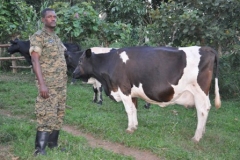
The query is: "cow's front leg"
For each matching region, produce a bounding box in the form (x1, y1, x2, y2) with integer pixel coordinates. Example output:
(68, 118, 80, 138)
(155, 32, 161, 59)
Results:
(131, 97, 138, 129)
(92, 87, 98, 103)
(92, 86, 103, 105)
(121, 95, 138, 133)
(97, 86, 103, 105)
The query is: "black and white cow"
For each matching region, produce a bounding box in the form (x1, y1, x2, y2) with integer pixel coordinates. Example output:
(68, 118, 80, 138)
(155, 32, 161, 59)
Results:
(73, 46, 221, 142)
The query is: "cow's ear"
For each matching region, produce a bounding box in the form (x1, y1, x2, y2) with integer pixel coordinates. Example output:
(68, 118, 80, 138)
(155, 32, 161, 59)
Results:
(10, 40, 17, 44)
(85, 49, 92, 58)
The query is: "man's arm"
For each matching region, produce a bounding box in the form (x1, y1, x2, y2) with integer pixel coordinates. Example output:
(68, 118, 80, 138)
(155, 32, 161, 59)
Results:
(31, 51, 49, 99)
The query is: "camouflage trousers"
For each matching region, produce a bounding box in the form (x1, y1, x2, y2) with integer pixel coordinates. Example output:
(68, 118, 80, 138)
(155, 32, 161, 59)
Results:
(35, 85, 67, 132)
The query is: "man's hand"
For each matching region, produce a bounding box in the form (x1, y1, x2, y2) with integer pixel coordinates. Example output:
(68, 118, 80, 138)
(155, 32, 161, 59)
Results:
(31, 51, 49, 99)
(39, 84, 49, 99)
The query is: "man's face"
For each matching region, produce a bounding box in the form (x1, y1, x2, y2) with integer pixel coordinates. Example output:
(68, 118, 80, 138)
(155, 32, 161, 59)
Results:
(42, 11, 57, 29)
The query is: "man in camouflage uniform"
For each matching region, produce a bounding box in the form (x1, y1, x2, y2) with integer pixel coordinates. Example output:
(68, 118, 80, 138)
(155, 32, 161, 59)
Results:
(29, 8, 68, 156)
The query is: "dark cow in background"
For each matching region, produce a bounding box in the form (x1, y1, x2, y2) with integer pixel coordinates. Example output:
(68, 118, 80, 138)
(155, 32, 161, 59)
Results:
(8, 39, 32, 65)
(7, 38, 80, 66)
(73, 46, 221, 142)
(63, 42, 81, 52)
(7, 38, 80, 81)
(65, 47, 117, 105)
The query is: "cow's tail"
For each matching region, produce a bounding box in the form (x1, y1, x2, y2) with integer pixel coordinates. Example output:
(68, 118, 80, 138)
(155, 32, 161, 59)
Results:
(214, 49, 221, 109)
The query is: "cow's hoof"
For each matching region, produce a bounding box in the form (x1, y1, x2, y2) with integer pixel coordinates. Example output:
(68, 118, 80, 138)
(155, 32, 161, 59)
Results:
(191, 137, 200, 143)
(144, 105, 150, 109)
(126, 129, 134, 134)
(132, 126, 138, 130)
(144, 103, 151, 109)
(97, 101, 102, 105)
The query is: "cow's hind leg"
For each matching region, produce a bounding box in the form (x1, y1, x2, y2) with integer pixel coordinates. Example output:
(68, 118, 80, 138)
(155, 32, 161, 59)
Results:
(192, 92, 211, 142)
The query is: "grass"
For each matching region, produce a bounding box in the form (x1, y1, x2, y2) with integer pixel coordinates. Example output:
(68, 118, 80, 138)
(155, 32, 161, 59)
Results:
(0, 116, 133, 160)
(0, 71, 240, 160)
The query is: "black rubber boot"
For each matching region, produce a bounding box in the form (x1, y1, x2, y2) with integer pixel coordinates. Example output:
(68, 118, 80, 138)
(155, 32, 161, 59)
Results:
(48, 130, 59, 149)
(34, 131, 50, 156)
(48, 130, 66, 151)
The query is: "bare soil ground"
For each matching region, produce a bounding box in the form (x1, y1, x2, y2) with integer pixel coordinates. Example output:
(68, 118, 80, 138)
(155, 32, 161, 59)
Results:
(0, 109, 161, 160)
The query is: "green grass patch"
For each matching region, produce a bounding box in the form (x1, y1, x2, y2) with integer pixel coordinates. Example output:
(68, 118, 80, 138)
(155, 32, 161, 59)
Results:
(0, 115, 133, 160)
(0, 72, 240, 160)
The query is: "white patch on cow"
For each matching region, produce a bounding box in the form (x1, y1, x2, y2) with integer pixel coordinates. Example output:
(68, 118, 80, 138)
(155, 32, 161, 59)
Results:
(119, 51, 129, 63)
(110, 88, 138, 131)
(110, 89, 122, 102)
(85, 77, 96, 84)
(91, 47, 115, 54)
(170, 46, 202, 107)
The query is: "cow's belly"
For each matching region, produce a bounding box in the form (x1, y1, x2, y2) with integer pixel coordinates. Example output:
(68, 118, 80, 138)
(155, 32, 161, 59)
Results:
(110, 83, 195, 108)
(130, 83, 195, 107)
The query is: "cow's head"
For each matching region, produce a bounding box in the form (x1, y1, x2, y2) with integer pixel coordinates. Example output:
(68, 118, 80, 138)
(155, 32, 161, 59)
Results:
(63, 43, 81, 52)
(65, 50, 83, 69)
(7, 38, 20, 54)
(7, 38, 32, 65)
(72, 49, 93, 82)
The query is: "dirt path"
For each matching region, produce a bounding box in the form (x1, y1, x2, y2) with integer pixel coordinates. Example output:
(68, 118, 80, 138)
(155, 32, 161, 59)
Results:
(0, 110, 161, 160)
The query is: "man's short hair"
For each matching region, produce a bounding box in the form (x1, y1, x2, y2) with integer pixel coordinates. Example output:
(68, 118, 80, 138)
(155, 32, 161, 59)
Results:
(41, 8, 55, 18)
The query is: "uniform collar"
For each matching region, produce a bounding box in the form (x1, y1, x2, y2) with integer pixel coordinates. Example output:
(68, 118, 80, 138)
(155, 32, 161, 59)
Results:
(42, 27, 56, 36)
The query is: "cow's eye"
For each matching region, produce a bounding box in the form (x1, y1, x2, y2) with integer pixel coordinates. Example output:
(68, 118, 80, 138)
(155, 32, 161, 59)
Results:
(79, 58, 82, 64)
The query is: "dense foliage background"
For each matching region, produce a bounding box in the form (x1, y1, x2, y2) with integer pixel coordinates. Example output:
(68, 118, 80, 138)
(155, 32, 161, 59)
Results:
(0, 0, 240, 99)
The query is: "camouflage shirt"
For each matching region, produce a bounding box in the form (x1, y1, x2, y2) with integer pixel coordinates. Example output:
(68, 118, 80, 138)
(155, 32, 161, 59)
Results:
(29, 28, 67, 87)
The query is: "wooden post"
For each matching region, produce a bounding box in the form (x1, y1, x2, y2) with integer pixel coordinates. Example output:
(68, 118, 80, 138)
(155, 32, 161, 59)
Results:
(0, 44, 11, 69)
(0, 44, 32, 73)
(11, 54, 17, 73)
